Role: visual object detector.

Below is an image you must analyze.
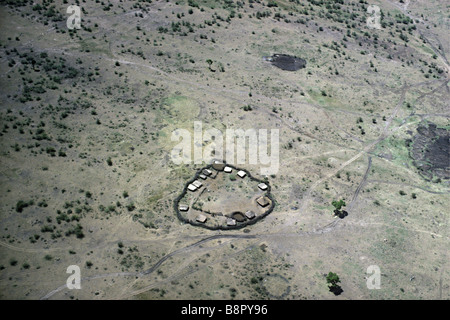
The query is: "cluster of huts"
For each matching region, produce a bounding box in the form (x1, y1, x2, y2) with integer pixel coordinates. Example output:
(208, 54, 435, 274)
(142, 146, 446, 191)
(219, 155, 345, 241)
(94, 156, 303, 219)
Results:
(178, 162, 271, 227)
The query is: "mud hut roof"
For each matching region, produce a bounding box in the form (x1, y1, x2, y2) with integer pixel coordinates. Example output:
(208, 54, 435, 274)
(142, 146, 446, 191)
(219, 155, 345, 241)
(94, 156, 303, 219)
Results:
(196, 214, 207, 223)
(258, 183, 268, 190)
(192, 180, 203, 188)
(237, 170, 246, 178)
(224, 166, 232, 173)
(212, 161, 225, 171)
(187, 184, 197, 191)
(179, 204, 189, 211)
(227, 218, 236, 226)
(256, 196, 270, 207)
(245, 210, 256, 219)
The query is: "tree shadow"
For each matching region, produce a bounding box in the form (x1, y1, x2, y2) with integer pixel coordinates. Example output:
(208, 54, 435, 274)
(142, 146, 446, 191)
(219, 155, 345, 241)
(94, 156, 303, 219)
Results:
(329, 285, 344, 296)
(334, 210, 348, 219)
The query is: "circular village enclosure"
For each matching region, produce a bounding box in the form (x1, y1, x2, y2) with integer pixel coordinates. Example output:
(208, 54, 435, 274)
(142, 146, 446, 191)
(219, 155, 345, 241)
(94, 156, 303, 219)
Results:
(174, 163, 275, 230)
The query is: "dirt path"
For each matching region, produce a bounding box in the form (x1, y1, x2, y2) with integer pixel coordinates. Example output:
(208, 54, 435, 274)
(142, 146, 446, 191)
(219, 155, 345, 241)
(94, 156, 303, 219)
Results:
(348, 156, 372, 212)
(365, 179, 449, 195)
(0, 240, 64, 254)
(139, 234, 256, 276)
(40, 233, 257, 299)
(40, 210, 448, 299)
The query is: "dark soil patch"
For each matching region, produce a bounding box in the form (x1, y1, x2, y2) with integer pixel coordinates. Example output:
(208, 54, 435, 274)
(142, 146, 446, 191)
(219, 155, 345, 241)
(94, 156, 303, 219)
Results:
(264, 54, 306, 71)
(409, 122, 449, 181)
(231, 212, 246, 222)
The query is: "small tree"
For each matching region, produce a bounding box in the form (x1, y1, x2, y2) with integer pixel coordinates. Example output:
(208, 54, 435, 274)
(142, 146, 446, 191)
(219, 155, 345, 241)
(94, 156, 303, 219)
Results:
(332, 199, 346, 211)
(326, 272, 340, 286)
(332, 199, 348, 219)
(326, 272, 343, 295)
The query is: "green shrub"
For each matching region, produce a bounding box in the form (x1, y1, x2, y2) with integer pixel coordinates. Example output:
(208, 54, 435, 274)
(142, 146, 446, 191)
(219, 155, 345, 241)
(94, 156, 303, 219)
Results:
(16, 200, 33, 212)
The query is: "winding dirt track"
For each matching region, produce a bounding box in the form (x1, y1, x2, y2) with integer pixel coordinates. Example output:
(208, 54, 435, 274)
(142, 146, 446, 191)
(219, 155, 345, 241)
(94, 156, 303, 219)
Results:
(348, 156, 372, 212)
(40, 233, 257, 299)
(365, 179, 449, 195)
(139, 234, 257, 276)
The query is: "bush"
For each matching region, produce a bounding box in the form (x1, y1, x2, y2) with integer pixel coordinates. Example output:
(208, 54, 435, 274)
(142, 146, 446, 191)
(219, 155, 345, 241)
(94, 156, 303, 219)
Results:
(41, 225, 54, 233)
(326, 272, 343, 295)
(331, 199, 346, 211)
(66, 224, 84, 239)
(16, 200, 33, 212)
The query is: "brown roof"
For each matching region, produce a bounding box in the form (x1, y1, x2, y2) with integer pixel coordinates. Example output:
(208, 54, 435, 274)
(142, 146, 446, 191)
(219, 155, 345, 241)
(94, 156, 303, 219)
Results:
(256, 196, 270, 207)
(196, 214, 207, 223)
(245, 210, 256, 219)
(202, 169, 212, 176)
(212, 162, 225, 171)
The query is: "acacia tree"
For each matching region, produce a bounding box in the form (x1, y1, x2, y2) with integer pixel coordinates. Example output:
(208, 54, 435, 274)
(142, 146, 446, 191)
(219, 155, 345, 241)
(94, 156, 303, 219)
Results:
(332, 199, 346, 211)
(326, 272, 343, 295)
(331, 199, 348, 218)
